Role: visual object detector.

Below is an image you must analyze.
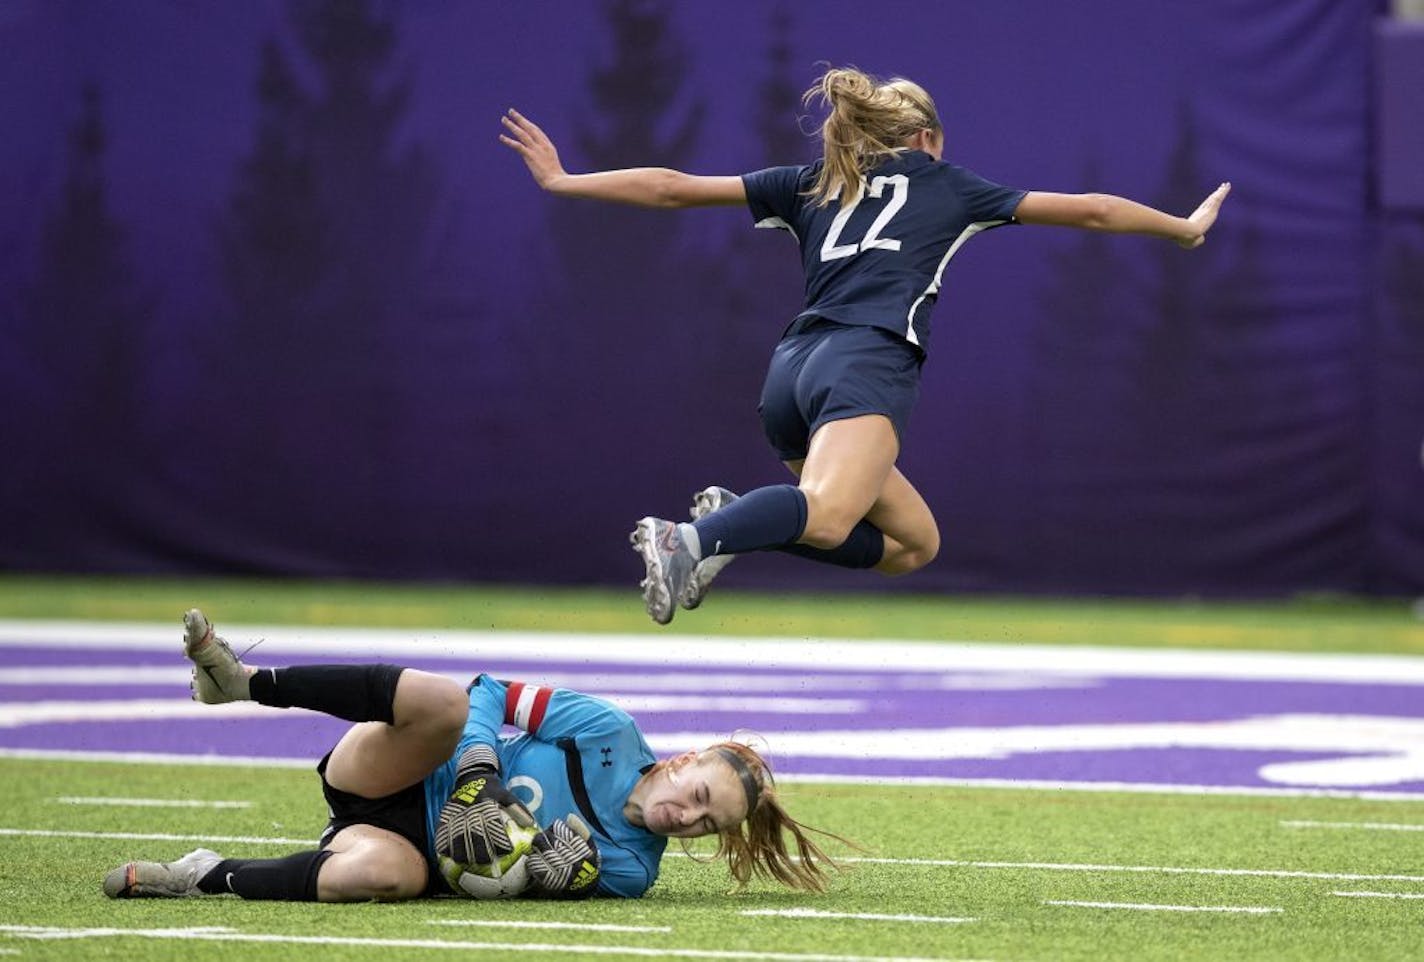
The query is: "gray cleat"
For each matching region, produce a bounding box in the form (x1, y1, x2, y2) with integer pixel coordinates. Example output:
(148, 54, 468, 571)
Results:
(630, 517, 699, 625)
(183, 608, 251, 704)
(682, 486, 741, 610)
(103, 847, 224, 898)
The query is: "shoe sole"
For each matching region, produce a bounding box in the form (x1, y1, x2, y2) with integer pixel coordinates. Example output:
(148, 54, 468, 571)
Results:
(183, 608, 211, 652)
(182, 609, 241, 704)
(629, 518, 675, 626)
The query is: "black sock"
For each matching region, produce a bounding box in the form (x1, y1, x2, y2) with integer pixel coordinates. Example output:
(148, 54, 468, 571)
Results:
(198, 850, 333, 901)
(247, 664, 404, 723)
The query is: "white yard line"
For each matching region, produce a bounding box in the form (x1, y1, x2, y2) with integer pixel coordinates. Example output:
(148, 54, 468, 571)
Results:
(10, 748, 1424, 803)
(7, 826, 1424, 885)
(742, 909, 976, 925)
(430, 920, 671, 933)
(55, 796, 251, 809)
(825, 855, 1424, 883)
(0, 666, 191, 684)
(0, 925, 983, 962)
(1045, 900, 1280, 914)
(4, 620, 1424, 684)
(1330, 891, 1424, 899)
(0, 695, 862, 728)
(793, 774, 1424, 802)
(1281, 820, 1424, 832)
(1, 748, 315, 769)
(0, 828, 313, 845)
(0, 665, 1087, 692)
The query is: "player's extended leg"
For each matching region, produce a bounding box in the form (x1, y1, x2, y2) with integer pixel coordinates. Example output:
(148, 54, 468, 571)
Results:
(681, 422, 934, 609)
(112, 610, 470, 902)
(105, 829, 428, 902)
(697, 415, 934, 577)
(632, 416, 909, 623)
(183, 608, 467, 800)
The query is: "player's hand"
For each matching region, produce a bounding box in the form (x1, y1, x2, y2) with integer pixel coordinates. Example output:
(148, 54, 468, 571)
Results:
(435, 797, 525, 866)
(499, 109, 567, 191)
(1178, 182, 1231, 249)
(524, 815, 602, 899)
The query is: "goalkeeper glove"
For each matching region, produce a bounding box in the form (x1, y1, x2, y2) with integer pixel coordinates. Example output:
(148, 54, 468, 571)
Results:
(434, 743, 535, 866)
(524, 814, 601, 899)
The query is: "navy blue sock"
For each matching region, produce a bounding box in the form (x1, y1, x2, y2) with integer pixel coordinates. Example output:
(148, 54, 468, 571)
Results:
(781, 518, 886, 569)
(199, 850, 333, 900)
(691, 484, 807, 556)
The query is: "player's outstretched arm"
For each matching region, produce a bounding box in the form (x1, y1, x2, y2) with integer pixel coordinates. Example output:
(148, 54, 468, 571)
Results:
(499, 108, 744, 209)
(1015, 182, 1231, 249)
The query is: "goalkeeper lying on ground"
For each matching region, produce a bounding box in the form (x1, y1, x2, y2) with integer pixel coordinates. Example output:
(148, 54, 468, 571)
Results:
(103, 609, 838, 901)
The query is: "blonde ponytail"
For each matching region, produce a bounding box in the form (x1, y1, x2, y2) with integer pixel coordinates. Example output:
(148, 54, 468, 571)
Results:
(694, 740, 852, 892)
(803, 66, 942, 207)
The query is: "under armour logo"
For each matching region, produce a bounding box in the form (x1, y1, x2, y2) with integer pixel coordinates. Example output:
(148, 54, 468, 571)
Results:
(600, 747, 613, 767)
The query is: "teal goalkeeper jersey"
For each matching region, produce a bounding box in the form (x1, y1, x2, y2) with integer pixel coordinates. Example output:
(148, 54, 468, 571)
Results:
(423, 674, 666, 898)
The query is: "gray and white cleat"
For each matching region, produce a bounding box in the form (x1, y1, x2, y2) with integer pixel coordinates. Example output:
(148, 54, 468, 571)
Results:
(183, 608, 252, 704)
(630, 517, 699, 625)
(103, 847, 224, 899)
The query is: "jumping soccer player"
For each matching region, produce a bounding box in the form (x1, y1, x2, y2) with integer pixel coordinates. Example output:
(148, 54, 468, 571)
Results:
(103, 610, 838, 901)
(499, 65, 1231, 624)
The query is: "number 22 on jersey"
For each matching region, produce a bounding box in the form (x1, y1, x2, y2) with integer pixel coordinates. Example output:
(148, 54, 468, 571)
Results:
(819, 174, 909, 262)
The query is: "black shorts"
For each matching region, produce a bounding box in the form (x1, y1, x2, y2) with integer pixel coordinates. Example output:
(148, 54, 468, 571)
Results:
(316, 751, 444, 896)
(758, 319, 924, 461)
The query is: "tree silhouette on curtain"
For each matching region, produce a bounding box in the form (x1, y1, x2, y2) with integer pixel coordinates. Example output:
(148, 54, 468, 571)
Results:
(17, 82, 157, 566)
(213, 0, 437, 573)
(538, 0, 705, 411)
(695, 2, 809, 484)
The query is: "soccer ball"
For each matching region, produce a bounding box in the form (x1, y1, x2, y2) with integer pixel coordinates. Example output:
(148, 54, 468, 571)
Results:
(438, 821, 538, 899)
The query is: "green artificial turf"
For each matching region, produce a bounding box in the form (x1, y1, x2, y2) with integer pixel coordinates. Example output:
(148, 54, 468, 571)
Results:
(3, 576, 1423, 960)
(4, 757, 1424, 962)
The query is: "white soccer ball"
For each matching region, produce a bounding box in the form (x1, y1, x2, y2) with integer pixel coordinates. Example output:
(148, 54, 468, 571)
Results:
(438, 822, 538, 899)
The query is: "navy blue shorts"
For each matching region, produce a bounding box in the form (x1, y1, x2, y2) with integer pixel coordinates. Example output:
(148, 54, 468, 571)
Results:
(758, 320, 924, 461)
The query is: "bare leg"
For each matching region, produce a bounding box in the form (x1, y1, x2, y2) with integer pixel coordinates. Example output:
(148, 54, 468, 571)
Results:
(323, 670, 468, 799)
(315, 825, 431, 902)
(792, 414, 901, 546)
(786, 414, 940, 575)
(864, 466, 941, 574)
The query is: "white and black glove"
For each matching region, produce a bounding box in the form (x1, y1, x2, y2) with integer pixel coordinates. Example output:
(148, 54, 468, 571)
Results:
(524, 814, 601, 899)
(434, 744, 535, 866)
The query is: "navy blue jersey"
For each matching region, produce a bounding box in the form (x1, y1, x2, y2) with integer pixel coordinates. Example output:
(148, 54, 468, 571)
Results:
(423, 675, 665, 898)
(741, 151, 1025, 351)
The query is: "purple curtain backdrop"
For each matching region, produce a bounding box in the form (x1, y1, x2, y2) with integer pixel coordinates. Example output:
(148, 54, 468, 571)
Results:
(1, 0, 1420, 596)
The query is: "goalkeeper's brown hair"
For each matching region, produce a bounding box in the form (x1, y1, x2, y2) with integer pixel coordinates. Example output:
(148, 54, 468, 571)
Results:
(803, 65, 942, 209)
(698, 740, 848, 892)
